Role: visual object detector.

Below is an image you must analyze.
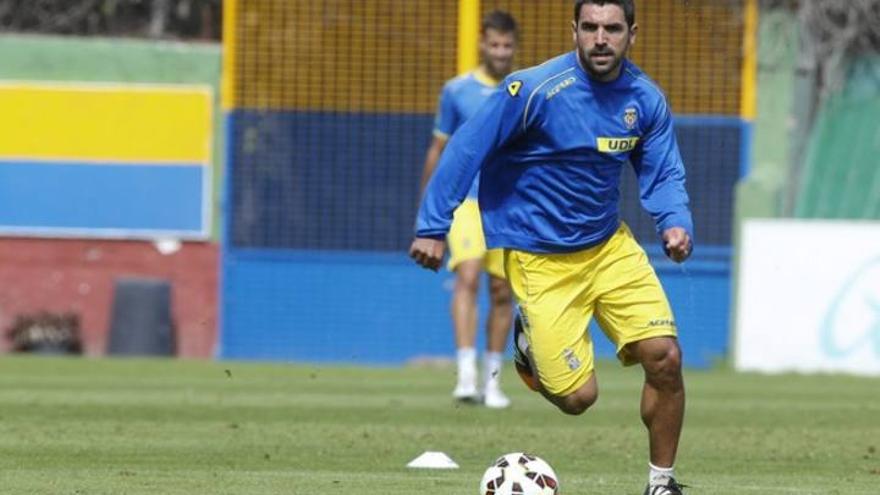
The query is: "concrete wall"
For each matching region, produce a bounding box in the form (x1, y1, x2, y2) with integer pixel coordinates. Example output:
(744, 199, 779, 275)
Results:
(0, 239, 217, 356)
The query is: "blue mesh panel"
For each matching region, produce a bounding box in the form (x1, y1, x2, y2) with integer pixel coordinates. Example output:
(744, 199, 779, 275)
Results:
(229, 112, 739, 250)
(620, 118, 742, 246)
(228, 110, 430, 250)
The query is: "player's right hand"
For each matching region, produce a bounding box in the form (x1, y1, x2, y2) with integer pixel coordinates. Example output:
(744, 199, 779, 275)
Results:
(409, 237, 446, 272)
(662, 227, 692, 263)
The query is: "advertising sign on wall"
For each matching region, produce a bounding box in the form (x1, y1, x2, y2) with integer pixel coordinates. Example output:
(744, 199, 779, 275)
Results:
(0, 82, 212, 239)
(736, 219, 880, 375)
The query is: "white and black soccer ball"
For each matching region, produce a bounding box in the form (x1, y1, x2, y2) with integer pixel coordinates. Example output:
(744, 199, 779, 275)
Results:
(479, 452, 559, 495)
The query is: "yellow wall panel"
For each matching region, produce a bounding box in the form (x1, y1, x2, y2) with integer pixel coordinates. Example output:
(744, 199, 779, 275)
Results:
(483, 0, 744, 115)
(0, 83, 212, 163)
(631, 0, 743, 115)
(233, 0, 458, 113)
(228, 0, 743, 116)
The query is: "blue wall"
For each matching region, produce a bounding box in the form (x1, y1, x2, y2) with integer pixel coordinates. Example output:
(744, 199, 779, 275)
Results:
(220, 248, 730, 368)
(0, 160, 204, 234)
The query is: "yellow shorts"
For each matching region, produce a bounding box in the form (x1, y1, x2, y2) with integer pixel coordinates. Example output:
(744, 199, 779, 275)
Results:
(447, 199, 505, 279)
(504, 223, 677, 397)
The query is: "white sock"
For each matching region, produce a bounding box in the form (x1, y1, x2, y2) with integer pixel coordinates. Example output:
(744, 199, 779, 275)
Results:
(649, 462, 675, 486)
(483, 351, 504, 388)
(457, 347, 477, 383)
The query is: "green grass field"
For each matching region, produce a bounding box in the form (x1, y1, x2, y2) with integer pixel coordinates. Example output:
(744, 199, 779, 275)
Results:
(0, 356, 877, 494)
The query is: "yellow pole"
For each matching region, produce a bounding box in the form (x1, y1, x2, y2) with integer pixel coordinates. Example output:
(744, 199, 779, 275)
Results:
(457, 0, 480, 74)
(221, 0, 238, 110)
(740, 0, 758, 120)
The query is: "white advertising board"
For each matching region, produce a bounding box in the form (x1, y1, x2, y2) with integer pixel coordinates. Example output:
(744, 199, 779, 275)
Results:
(736, 219, 880, 375)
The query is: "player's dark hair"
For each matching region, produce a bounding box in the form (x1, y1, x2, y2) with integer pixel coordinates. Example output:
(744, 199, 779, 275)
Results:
(481, 10, 519, 38)
(574, 0, 635, 27)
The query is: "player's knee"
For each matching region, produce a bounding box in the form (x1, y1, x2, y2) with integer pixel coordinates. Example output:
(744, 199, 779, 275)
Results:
(488, 277, 512, 307)
(644, 342, 683, 387)
(557, 388, 597, 416)
(657, 343, 682, 373)
(454, 263, 481, 293)
(553, 380, 598, 415)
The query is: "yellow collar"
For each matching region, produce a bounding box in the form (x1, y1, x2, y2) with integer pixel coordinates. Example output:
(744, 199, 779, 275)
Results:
(473, 66, 501, 87)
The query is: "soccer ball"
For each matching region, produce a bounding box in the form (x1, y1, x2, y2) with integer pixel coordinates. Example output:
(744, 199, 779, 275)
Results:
(479, 452, 559, 495)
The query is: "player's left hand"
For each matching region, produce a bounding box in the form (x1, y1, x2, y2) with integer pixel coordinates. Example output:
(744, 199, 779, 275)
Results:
(662, 227, 692, 263)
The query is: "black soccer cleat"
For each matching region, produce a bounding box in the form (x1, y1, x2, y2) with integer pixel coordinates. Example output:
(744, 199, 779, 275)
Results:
(512, 312, 540, 392)
(643, 478, 687, 495)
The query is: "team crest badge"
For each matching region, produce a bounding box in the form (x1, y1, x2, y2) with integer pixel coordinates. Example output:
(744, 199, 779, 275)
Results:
(563, 348, 581, 371)
(623, 107, 638, 129)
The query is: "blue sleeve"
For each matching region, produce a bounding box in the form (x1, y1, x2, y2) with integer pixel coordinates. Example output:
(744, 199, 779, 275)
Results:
(416, 80, 528, 237)
(433, 83, 459, 138)
(630, 98, 694, 244)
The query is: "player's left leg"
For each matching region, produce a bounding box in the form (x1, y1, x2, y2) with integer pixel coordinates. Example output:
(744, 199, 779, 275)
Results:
(591, 223, 686, 494)
(634, 346, 686, 495)
(483, 273, 513, 408)
(626, 336, 684, 472)
(483, 249, 513, 409)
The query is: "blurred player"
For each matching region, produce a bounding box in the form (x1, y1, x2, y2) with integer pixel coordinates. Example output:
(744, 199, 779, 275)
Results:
(419, 11, 519, 409)
(411, 1, 691, 493)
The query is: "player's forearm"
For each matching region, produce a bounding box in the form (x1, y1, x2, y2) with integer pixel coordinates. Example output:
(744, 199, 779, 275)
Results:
(419, 136, 448, 193)
(635, 143, 693, 242)
(419, 148, 442, 193)
(645, 185, 694, 244)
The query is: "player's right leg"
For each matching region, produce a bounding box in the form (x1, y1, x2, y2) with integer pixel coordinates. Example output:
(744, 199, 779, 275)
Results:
(505, 249, 599, 415)
(447, 200, 487, 402)
(483, 250, 513, 409)
(450, 259, 481, 402)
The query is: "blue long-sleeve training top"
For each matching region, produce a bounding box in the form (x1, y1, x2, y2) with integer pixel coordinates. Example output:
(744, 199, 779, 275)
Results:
(416, 51, 694, 254)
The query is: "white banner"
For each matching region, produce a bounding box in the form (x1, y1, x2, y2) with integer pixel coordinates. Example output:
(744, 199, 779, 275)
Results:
(735, 219, 880, 375)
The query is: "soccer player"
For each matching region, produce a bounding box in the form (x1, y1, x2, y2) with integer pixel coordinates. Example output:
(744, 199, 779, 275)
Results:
(419, 11, 519, 409)
(411, 1, 691, 493)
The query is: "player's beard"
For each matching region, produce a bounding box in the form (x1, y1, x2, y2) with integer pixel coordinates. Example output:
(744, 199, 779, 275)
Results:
(579, 44, 627, 81)
(486, 57, 513, 80)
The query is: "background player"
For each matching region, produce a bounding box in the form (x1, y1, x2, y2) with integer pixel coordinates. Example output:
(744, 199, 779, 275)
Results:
(419, 11, 519, 409)
(411, 1, 691, 492)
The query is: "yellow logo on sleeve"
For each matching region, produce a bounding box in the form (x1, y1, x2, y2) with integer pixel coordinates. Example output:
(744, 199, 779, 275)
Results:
(507, 81, 523, 97)
(597, 137, 640, 153)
